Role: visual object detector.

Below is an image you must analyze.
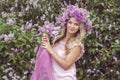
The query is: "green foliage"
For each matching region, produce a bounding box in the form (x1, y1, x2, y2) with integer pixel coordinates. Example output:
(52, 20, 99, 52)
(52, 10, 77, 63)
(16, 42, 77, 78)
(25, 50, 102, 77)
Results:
(0, 0, 120, 80)
(0, 18, 39, 79)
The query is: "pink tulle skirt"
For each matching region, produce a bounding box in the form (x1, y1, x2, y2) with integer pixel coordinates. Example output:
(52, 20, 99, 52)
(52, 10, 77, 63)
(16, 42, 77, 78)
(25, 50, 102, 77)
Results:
(30, 47, 53, 80)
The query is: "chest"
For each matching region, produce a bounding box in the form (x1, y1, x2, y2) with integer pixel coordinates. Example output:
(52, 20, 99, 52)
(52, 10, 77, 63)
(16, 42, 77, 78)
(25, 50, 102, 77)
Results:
(53, 42, 66, 59)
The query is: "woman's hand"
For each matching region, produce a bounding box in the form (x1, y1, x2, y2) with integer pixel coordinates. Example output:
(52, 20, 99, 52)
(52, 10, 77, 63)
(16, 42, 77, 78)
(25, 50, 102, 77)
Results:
(41, 33, 54, 54)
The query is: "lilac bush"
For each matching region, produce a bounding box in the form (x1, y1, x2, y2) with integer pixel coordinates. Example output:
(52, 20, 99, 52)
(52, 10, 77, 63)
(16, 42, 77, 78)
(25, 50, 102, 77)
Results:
(0, 0, 120, 80)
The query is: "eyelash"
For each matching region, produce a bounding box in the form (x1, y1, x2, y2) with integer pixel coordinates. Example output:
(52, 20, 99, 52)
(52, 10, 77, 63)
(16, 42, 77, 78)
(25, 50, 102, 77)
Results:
(68, 21, 72, 24)
(68, 21, 79, 26)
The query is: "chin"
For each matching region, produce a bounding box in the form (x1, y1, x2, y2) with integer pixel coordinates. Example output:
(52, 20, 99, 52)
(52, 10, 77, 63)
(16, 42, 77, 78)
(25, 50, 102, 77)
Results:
(68, 30, 77, 34)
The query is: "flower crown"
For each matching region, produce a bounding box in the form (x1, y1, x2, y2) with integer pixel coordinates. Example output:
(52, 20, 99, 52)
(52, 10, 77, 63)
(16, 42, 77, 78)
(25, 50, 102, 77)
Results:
(39, 20, 60, 38)
(56, 5, 93, 34)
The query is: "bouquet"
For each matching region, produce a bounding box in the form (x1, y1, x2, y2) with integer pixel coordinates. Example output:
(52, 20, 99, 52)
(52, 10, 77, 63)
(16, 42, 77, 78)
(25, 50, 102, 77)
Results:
(30, 20, 60, 80)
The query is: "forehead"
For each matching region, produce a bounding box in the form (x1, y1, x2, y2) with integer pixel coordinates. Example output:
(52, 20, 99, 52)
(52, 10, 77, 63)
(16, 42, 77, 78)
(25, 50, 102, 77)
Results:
(68, 17, 80, 24)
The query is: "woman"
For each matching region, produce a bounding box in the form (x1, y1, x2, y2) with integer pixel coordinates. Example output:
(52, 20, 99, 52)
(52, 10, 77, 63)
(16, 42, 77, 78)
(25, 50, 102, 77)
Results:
(41, 5, 92, 80)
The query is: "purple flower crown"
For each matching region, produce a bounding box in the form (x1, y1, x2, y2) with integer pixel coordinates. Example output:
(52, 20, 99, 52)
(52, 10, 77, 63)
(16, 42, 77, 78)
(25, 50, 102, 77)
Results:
(56, 5, 93, 34)
(39, 20, 60, 38)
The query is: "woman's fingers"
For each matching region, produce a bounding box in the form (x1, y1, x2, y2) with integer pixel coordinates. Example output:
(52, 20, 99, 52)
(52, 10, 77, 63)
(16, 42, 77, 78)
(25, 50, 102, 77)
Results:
(41, 42, 47, 48)
(42, 36, 49, 42)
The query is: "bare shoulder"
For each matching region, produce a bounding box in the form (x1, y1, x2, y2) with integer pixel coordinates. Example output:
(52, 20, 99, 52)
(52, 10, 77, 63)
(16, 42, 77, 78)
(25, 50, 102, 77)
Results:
(69, 45, 81, 53)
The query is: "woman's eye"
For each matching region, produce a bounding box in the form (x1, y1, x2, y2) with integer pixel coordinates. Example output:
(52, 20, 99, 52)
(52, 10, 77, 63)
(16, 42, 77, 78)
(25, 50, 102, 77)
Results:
(75, 23, 79, 26)
(68, 21, 72, 24)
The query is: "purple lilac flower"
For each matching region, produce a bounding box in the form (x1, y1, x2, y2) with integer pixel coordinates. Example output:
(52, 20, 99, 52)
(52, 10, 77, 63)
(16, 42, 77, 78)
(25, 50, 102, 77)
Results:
(9, 72, 13, 77)
(20, 25, 25, 32)
(39, 20, 60, 38)
(34, 46, 39, 53)
(56, 5, 93, 34)
(3, 67, 13, 73)
(116, 71, 120, 75)
(25, 21, 33, 30)
(56, 11, 69, 26)
(2, 75, 8, 80)
(18, 12, 23, 17)
(3, 32, 14, 41)
(30, 58, 36, 64)
(10, 7, 15, 12)
(1, 11, 7, 17)
(11, 48, 18, 52)
(24, 71, 29, 75)
(8, 32, 14, 39)
(7, 19, 17, 25)
(84, 19, 93, 34)
(11, 47, 24, 53)
(0, 34, 5, 40)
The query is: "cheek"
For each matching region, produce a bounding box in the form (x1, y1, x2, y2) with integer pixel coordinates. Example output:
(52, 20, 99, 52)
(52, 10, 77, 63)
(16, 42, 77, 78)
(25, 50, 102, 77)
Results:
(74, 26, 79, 31)
(74, 28, 79, 33)
(66, 23, 70, 27)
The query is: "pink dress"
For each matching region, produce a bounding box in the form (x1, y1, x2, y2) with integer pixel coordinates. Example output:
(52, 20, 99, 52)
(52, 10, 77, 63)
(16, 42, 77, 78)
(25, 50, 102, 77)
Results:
(52, 41, 84, 80)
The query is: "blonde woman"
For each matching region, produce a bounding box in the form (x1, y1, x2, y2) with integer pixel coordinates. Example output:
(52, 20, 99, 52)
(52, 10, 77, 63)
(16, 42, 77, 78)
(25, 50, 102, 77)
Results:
(41, 5, 92, 80)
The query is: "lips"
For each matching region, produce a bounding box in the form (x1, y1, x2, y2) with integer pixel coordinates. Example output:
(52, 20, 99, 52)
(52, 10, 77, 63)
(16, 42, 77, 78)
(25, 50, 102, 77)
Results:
(69, 27, 75, 31)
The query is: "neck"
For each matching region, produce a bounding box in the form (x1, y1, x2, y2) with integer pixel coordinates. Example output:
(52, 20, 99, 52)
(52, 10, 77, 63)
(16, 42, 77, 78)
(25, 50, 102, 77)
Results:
(63, 32, 73, 43)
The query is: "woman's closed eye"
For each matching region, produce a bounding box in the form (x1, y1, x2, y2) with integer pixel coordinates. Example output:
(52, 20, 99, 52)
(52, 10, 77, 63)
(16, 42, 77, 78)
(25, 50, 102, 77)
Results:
(68, 21, 72, 24)
(74, 23, 80, 27)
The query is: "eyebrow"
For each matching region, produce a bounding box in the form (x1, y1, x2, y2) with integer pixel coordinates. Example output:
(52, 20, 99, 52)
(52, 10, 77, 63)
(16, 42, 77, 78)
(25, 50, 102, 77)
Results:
(69, 20, 79, 23)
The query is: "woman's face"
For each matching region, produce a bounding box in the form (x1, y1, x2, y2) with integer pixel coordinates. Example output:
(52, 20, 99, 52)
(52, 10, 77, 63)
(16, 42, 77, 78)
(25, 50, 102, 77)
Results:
(66, 17, 80, 35)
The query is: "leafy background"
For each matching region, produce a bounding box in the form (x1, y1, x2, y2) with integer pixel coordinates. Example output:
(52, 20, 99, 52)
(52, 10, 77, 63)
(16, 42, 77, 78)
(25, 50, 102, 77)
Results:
(0, 0, 120, 80)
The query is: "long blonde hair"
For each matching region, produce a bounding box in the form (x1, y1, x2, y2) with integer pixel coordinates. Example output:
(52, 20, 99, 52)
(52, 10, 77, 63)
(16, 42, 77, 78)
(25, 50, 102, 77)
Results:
(54, 21, 86, 49)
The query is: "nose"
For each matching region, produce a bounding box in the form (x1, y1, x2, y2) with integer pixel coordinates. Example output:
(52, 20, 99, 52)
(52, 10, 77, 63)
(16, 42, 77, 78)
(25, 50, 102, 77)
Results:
(71, 23, 74, 28)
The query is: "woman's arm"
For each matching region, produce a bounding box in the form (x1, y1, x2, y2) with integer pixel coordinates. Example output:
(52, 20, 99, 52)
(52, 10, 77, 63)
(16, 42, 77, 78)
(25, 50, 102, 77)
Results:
(50, 46, 82, 70)
(41, 35, 82, 70)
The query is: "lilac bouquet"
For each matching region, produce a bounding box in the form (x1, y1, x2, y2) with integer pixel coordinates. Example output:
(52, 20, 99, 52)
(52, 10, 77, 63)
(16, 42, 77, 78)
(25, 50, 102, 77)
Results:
(31, 20, 60, 80)
(39, 20, 61, 38)
(56, 5, 93, 34)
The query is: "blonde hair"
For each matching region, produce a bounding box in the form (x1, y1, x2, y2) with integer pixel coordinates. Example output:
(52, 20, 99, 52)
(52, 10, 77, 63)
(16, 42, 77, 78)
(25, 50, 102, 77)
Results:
(54, 22, 86, 50)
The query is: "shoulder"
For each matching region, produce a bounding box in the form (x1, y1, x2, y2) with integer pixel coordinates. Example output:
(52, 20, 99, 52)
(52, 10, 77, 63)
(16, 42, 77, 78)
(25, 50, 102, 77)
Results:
(67, 42, 85, 54)
(67, 42, 85, 60)
(67, 42, 84, 49)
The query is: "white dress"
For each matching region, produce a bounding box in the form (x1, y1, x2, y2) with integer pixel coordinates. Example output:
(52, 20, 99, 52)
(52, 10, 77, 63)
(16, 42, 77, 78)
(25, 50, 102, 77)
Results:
(52, 41, 84, 80)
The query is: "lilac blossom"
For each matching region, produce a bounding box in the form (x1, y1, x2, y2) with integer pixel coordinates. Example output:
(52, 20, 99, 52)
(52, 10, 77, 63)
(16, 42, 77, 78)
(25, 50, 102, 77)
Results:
(18, 12, 23, 17)
(1, 11, 7, 17)
(39, 20, 60, 38)
(8, 32, 14, 39)
(40, 14, 46, 20)
(7, 19, 17, 25)
(20, 25, 25, 32)
(116, 71, 120, 75)
(2, 75, 8, 80)
(30, 58, 36, 64)
(1, 32, 14, 41)
(11, 47, 24, 53)
(26, 22, 33, 30)
(84, 18, 93, 34)
(0, 34, 5, 40)
(11, 48, 18, 52)
(10, 7, 15, 12)
(56, 5, 93, 34)
(12, 73, 20, 80)
(23, 71, 29, 75)
(9, 72, 13, 77)
(34, 46, 39, 53)
(3, 67, 13, 73)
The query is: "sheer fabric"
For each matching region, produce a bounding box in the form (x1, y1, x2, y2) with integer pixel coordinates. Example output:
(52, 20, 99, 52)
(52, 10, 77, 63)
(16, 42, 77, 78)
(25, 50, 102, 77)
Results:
(30, 47, 53, 80)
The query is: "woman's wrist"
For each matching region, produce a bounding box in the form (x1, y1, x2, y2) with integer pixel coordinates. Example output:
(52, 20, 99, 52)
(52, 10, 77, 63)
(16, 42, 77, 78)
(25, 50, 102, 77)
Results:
(49, 50, 55, 55)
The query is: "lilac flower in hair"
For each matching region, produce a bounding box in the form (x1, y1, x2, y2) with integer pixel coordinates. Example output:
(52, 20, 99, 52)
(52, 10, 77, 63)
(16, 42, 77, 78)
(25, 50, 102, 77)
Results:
(84, 19, 93, 34)
(56, 5, 93, 34)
